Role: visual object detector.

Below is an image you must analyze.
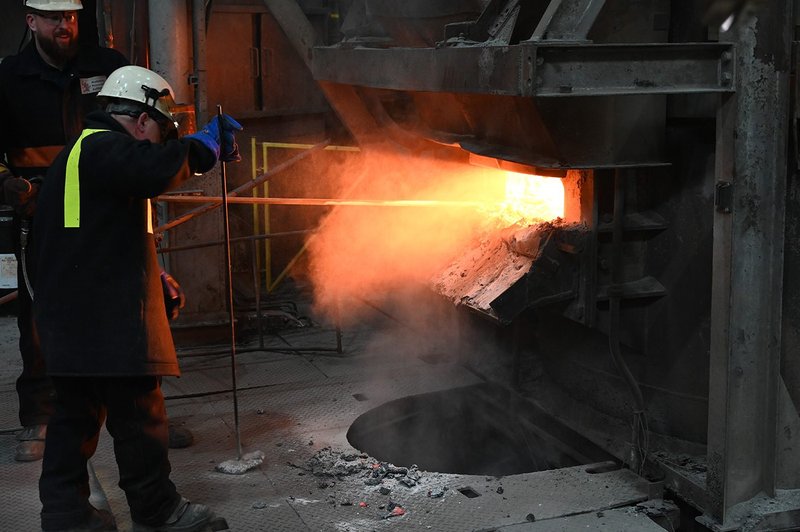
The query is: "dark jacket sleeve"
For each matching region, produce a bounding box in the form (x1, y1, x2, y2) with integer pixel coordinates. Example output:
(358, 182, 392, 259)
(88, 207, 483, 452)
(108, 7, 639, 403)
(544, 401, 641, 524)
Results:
(79, 132, 215, 198)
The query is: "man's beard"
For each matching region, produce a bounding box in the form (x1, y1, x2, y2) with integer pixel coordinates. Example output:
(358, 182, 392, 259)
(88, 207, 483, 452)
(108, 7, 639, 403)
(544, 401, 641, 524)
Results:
(36, 29, 79, 66)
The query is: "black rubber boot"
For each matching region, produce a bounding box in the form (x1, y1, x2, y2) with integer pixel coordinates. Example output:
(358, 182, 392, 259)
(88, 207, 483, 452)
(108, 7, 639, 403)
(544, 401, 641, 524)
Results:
(132, 497, 214, 532)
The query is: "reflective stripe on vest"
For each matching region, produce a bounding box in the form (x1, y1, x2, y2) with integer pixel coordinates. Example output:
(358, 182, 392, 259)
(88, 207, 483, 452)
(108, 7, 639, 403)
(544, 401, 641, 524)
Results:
(64, 129, 108, 228)
(64, 129, 154, 233)
(8, 145, 64, 168)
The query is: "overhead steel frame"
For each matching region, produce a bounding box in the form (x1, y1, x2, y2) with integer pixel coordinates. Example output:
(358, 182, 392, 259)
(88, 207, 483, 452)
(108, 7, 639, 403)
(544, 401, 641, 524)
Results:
(261, 0, 800, 528)
(311, 42, 733, 98)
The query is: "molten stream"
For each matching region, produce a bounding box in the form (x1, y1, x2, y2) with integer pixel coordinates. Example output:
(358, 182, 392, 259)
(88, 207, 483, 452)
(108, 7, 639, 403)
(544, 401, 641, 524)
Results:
(482, 171, 565, 227)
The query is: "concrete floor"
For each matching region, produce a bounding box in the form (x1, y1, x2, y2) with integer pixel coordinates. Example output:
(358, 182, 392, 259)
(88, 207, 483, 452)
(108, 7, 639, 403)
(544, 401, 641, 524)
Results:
(0, 293, 671, 531)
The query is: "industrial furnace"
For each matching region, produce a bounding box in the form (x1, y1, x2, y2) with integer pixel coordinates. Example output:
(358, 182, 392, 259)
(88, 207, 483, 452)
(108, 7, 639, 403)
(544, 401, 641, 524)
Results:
(2, 0, 796, 529)
(260, 0, 800, 530)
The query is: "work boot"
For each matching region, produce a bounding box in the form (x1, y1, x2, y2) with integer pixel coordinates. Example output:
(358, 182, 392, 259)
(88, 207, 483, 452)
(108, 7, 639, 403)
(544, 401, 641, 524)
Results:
(168, 424, 194, 449)
(132, 497, 214, 532)
(43, 506, 117, 531)
(15, 424, 46, 462)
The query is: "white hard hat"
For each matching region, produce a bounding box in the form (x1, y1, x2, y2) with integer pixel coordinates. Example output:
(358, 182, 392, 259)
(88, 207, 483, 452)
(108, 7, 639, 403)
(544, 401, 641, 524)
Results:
(24, 0, 83, 11)
(98, 65, 177, 123)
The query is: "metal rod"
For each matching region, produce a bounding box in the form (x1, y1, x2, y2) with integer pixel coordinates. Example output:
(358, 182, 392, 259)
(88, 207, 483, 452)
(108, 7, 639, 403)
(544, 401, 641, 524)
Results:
(218, 105, 242, 460)
(155, 139, 330, 233)
(157, 195, 492, 208)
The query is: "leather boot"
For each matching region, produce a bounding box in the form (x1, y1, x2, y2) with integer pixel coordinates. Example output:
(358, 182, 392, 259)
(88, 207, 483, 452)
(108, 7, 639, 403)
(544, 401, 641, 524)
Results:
(16, 424, 46, 462)
(131, 497, 214, 532)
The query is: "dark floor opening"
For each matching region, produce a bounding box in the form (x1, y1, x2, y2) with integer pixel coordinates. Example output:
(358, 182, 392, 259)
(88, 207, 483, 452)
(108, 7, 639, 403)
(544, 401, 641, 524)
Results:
(347, 382, 617, 476)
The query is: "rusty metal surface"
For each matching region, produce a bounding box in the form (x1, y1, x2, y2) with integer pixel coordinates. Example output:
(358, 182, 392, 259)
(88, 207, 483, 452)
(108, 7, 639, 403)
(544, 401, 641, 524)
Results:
(432, 223, 585, 323)
(310, 40, 731, 168)
(311, 42, 734, 97)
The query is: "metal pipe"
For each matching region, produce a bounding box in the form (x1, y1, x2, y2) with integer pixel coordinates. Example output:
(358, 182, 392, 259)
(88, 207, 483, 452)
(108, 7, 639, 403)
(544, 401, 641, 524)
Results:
(148, 0, 192, 103)
(155, 140, 330, 233)
(98, 0, 114, 48)
(191, 0, 208, 124)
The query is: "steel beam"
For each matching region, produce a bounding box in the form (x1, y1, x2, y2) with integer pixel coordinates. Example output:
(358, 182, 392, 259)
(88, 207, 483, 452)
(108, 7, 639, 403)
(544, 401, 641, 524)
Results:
(311, 42, 734, 97)
(707, 1, 793, 527)
(530, 0, 608, 42)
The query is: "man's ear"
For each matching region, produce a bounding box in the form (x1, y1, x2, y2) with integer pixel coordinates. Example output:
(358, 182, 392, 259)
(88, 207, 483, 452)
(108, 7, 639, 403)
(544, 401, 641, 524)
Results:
(136, 112, 150, 134)
(26, 14, 37, 32)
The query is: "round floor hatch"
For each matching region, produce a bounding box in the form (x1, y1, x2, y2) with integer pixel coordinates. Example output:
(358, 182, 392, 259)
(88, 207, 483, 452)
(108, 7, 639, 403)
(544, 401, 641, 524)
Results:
(347, 383, 592, 476)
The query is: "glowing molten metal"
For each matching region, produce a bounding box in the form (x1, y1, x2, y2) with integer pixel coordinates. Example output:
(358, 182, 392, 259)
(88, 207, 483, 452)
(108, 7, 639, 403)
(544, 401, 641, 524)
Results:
(483, 171, 565, 228)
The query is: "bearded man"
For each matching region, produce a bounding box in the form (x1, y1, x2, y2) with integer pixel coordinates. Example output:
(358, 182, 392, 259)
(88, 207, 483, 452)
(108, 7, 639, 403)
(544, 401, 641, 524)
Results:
(0, 0, 129, 462)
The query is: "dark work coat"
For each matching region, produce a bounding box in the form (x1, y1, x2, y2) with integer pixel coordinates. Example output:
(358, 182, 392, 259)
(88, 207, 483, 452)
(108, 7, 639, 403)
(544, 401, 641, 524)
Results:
(33, 111, 215, 376)
(0, 42, 128, 179)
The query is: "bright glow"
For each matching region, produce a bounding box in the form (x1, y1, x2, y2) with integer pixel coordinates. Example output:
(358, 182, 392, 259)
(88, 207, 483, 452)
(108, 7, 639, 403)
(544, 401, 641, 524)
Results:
(304, 152, 567, 323)
(721, 13, 735, 32)
(483, 171, 564, 226)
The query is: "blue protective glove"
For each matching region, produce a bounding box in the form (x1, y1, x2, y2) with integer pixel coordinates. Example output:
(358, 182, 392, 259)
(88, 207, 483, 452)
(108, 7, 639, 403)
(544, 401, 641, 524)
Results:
(184, 114, 243, 163)
(219, 115, 243, 163)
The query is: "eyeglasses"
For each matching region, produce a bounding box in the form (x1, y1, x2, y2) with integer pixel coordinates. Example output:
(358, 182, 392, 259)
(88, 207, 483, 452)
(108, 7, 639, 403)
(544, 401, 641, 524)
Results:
(33, 12, 78, 25)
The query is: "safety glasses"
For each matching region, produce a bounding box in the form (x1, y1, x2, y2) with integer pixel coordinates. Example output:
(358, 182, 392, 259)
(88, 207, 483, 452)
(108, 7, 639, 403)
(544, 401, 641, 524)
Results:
(33, 11, 78, 25)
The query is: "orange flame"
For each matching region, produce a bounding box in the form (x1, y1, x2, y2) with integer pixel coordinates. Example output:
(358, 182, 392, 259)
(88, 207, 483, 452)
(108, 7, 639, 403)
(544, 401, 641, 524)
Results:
(304, 152, 566, 323)
(481, 171, 565, 227)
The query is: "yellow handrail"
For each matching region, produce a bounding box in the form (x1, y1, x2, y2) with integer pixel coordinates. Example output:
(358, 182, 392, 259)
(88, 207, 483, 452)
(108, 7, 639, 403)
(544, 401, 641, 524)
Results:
(249, 140, 360, 292)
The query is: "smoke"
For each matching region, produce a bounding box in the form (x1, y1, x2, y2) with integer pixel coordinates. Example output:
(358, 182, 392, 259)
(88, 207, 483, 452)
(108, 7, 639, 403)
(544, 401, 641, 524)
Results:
(306, 148, 505, 323)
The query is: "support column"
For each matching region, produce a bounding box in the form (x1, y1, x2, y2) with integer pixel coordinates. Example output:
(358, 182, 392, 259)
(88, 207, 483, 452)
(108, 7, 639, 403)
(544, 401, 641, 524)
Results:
(707, 0, 792, 526)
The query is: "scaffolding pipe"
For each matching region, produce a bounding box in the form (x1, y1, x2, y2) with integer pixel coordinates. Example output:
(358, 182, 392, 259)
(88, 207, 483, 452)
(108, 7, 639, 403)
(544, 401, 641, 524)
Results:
(157, 229, 312, 254)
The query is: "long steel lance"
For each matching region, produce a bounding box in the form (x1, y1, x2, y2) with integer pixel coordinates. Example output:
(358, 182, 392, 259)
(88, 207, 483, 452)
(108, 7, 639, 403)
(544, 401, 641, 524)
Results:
(218, 105, 242, 461)
(156, 195, 493, 208)
(155, 139, 330, 233)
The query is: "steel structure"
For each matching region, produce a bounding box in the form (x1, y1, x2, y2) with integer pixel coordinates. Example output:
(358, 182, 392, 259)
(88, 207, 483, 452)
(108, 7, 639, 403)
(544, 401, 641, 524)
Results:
(261, 0, 800, 529)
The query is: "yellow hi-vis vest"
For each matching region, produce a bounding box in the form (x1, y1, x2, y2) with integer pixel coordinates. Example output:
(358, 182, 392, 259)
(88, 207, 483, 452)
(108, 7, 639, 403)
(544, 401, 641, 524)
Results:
(64, 128, 153, 233)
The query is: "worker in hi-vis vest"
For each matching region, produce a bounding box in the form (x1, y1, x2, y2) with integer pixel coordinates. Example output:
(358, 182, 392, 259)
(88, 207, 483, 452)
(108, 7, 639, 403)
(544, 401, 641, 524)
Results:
(32, 64, 242, 532)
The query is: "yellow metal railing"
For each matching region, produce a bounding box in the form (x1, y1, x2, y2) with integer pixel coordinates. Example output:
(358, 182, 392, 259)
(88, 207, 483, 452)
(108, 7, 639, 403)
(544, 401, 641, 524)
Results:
(249, 138, 360, 293)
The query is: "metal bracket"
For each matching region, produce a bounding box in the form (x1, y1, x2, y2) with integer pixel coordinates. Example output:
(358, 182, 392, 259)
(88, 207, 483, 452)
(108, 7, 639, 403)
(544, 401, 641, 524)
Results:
(715, 181, 732, 214)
